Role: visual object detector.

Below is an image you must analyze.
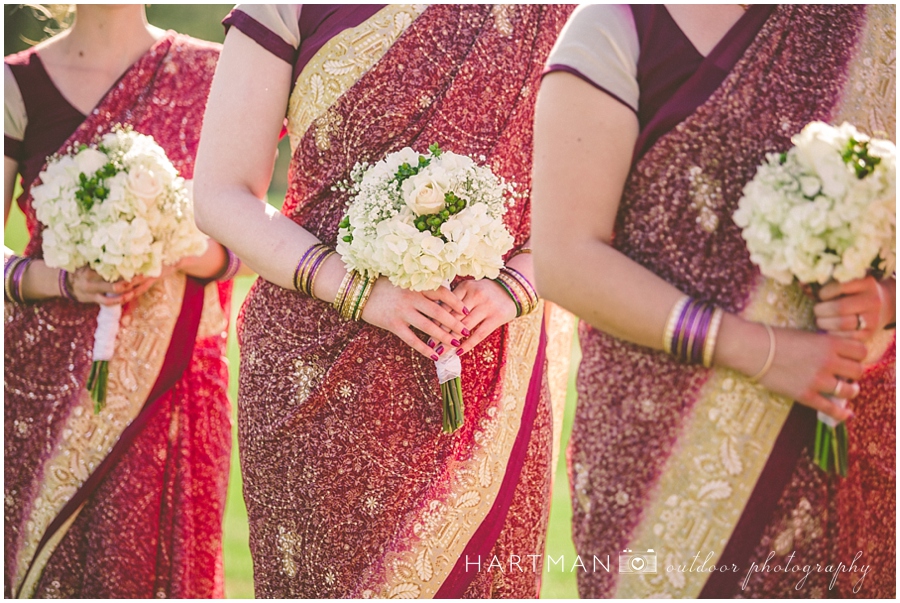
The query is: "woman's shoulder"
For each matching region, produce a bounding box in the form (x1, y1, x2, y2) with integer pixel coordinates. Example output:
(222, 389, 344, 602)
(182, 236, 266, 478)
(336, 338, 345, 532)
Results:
(545, 4, 640, 113)
(168, 32, 222, 60)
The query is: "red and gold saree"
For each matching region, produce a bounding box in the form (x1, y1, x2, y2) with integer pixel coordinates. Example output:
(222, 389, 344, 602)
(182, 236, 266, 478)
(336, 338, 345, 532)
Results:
(4, 34, 232, 599)
(232, 4, 573, 598)
(559, 5, 894, 598)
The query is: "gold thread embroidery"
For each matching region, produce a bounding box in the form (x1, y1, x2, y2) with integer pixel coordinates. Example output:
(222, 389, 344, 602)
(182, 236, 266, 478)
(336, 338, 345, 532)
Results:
(362, 305, 543, 597)
(287, 5, 427, 153)
(14, 273, 187, 597)
(615, 279, 815, 598)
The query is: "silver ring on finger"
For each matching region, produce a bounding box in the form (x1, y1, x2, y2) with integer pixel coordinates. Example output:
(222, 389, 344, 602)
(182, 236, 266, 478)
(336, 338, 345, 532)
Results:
(856, 313, 866, 330)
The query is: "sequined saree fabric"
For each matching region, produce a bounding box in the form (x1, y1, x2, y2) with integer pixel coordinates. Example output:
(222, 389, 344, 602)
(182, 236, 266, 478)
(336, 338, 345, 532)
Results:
(4, 34, 232, 598)
(236, 5, 573, 598)
(568, 6, 891, 598)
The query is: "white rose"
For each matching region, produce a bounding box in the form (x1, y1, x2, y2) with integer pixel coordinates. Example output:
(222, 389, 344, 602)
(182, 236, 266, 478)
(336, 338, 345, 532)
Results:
(401, 175, 447, 216)
(125, 165, 165, 206)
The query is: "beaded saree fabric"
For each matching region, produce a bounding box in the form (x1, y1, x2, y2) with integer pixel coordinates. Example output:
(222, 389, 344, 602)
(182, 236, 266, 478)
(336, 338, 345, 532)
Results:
(236, 5, 573, 598)
(569, 6, 876, 598)
(4, 34, 232, 598)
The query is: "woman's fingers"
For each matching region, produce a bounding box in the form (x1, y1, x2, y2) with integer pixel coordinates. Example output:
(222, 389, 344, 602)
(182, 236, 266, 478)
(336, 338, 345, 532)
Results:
(407, 311, 460, 351)
(424, 286, 468, 317)
(802, 391, 854, 422)
(394, 323, 444, 361)
(416, 298, 468, 340)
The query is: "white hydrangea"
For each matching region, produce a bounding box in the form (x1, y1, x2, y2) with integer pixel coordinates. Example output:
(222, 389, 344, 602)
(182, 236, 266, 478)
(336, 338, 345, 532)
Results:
(31, 126, 207, 283)
(336, 147, 515, 291)
(733, 121, 895, 286)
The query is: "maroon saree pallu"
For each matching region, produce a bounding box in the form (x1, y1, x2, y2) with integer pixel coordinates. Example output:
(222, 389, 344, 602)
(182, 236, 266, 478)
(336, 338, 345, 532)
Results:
(569, 5, 881, 598)
(236, 5, 573, 598)
(4, 34, 232, 598)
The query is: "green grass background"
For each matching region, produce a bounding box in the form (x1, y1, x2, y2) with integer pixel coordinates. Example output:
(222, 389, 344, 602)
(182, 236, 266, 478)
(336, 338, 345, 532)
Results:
(5, 195, 581, 598)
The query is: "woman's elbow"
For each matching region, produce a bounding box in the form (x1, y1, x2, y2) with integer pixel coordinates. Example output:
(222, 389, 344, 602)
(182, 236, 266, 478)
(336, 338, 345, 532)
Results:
(190, 174, 218, 236)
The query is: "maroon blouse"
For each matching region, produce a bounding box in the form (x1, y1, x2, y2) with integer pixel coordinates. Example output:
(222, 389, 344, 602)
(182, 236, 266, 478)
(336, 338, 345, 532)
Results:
(5, 49, 87, 196)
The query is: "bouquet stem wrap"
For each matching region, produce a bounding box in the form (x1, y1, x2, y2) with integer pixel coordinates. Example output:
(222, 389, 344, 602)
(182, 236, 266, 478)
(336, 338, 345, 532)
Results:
(86, 303, 122, 412)
(814, 400, 849, 477)
(435, 351, 463, 434)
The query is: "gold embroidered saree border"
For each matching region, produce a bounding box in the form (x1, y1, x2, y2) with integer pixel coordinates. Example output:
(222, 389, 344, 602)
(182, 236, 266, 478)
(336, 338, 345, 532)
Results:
(360, 305, 543, 598)
(12, 273, 187, 597)
(615, 280, 815, 598)
(286, 4, 427, 153)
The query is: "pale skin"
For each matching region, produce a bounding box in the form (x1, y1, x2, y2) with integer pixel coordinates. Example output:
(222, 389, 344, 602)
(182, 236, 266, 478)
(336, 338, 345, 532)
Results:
(532, 4, 892, 422)
(4, 4, 235, 306)
(194, 27, 527, 361)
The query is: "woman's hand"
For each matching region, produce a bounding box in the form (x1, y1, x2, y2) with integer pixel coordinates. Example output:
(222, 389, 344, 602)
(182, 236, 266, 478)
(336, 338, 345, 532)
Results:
(451, 278, 518, 356)
(813, 276, 896, 342)
(360, 278, 469, 360)
(68, 266, 137, 305)
(716, 315, 867, 422)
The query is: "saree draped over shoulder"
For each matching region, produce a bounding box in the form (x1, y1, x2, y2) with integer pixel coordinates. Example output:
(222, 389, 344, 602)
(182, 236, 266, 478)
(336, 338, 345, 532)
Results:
(547, 5, 893, 598)
(4, 34, 232, 599)
(231, 4, 574, 598)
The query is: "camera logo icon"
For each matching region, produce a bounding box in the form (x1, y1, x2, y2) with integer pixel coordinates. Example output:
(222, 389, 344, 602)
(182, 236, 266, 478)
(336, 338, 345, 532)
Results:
(619, 549, 657, 574)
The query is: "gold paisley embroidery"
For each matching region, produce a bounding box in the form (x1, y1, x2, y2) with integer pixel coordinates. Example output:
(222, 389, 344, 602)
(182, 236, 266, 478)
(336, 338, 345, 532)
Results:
(196, 281, 228, 341)
(14, 273, 186, 598)
(491, 5, 515, 38)
(616, 279, 816, 598)
(287, 5, 428, 152)
(365, 305, 543, 598)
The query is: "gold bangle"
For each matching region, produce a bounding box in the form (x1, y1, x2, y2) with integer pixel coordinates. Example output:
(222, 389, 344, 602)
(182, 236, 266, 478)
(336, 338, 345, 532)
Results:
(339, 272, 365, 321)
(333, 270, 354, 312)
(663, 295, 690, 355)
(500, 267, 539, 315)
(703, 307, 725, 368)
(749, 323, 776, 382)
(497, 271, 531, 316)
(352, 276, 377, 321)
(508, 247, 532, 261)
(5, 256, 26, 303)
(307, 250, 335, 300)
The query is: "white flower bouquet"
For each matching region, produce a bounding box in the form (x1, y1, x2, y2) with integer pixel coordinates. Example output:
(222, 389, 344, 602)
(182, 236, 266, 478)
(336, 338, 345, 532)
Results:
(336, 144, 515, 433)
(31, 125, 208, 411)
(733, 121, 896, 476)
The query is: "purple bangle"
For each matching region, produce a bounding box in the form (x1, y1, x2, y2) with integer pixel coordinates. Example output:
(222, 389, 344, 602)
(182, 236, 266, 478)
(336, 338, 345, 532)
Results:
(58, 269, 76, 300)
(494, 275, 523, 317)
(671, 299, 696, 362)
(305, 248, 332, 297)
(294, 244, 321, 292)
(503, 266, 538, 306)
(690, 304, 713, 365)
(679, 300, 704, 362)
(12, 258, 32, 304)
(217, 248, 241, 282)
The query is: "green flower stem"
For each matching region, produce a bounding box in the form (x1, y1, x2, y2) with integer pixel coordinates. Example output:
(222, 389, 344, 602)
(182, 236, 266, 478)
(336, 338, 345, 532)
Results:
(87, 360, 109, 413)
(441, 376, 464, 434)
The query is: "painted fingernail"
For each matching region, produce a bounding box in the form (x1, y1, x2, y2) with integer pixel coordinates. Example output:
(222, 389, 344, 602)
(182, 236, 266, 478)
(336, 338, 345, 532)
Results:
(456, 348, 464, 356)
(428, 340, 436, 348)
(435, 345, 444, 355)
(462, 307, 470, 316)
(431, 354, 440, 362)
(451, 339, 461, 347)
(461, 328, 471, 337)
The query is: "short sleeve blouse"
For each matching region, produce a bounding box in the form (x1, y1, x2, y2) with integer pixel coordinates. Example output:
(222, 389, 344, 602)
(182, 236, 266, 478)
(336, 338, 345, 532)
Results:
(223, 4, 386, 85)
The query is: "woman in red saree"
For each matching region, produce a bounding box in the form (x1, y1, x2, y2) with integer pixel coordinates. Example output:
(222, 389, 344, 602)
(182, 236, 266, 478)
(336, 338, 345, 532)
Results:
(533, 4, 894, 598)
(195, 4, 573, 598)
(4, 6, 233, 598)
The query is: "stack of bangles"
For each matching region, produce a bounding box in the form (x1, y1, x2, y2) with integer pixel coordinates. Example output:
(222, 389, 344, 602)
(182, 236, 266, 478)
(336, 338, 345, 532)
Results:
(293, 242, 335, 297)
(493, 265, 539, 318)
(216, 248, 242, 282)
(662, 295, 725, 369)
(333, 269, 377, 321)
(4, 255, 34, 304)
